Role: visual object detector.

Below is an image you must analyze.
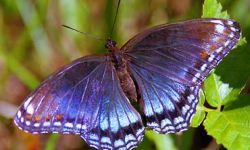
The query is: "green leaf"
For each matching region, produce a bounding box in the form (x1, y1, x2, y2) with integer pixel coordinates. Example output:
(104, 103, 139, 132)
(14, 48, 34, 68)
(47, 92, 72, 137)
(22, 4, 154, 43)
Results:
(190, 91, 206, 127)
(135, 135, 154, 150)
(203, 73, 240, 107)
(45, 134, 60, 150)
(202, 0, 229, 18)
(145, 131, 177, 150)
(180, 129, 195, 150)
(204, 96, 250, 150)
(236, 37, 247, 47)
(215, 44, 248, 89)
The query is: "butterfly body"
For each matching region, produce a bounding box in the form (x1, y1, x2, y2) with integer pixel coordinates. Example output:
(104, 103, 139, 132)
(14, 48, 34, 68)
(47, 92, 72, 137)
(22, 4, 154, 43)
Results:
(107, 39, 138, 101)
(14, 18, 241, 150)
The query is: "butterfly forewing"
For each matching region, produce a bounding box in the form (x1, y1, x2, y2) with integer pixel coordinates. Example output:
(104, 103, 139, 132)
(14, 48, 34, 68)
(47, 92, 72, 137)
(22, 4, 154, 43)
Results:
(14, 55, 144, 150)
(123, 19, 241, 86)
(123, 18, 241, 133)
(14, 56, 105, 133)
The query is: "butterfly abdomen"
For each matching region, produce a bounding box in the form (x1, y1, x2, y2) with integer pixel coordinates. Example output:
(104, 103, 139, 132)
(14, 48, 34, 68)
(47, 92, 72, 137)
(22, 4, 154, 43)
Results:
(107, 39, 138, 102)
(116, 64, 138, 102)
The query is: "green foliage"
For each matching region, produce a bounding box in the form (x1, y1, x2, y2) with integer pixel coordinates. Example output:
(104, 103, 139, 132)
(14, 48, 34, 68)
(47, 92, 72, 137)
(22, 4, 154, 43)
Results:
(190, 91, 205, 127)
(202, 0, 229, 18)
(204, 72, 240, 107)
(215, 43, 250, 88)
(204, 96, 250, 150)
(196, 0, 249, 149)
(0, 50, 39, 89)
(146, 131, 177, 150)
(45, 134, 60, 150)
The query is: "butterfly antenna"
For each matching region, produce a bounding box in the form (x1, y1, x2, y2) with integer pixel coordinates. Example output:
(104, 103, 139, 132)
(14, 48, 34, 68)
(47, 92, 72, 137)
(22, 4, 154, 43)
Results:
(62, 25, 104, 42)
(110, 0, 121, 38)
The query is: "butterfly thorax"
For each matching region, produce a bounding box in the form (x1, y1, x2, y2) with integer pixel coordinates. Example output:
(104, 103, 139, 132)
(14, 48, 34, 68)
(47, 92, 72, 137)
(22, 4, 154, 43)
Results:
(106, 38, 123, 67)
(106, 38, 138, 102)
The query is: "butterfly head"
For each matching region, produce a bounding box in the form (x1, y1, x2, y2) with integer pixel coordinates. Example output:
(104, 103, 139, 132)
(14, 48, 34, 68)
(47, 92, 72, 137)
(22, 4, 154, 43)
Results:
(105, 38, 119, 52)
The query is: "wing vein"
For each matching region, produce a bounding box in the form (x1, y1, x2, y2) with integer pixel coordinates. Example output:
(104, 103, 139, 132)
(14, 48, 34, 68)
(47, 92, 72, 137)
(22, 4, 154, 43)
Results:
(58, 63, 105, 100)
(76, 77, 90, 133)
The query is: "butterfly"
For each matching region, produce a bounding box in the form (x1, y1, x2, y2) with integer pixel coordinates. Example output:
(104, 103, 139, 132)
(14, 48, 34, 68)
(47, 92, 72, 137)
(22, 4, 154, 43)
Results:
(14, 18, 241, 150)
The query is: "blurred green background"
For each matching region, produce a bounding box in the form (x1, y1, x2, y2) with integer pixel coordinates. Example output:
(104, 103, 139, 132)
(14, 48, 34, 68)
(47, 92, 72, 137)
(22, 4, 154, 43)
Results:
(0, 0, 249, 150)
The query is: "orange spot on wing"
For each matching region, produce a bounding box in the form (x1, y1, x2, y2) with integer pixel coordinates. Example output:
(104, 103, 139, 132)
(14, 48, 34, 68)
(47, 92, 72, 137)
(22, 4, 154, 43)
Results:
(46, 115, 52, 121)
(200, 50, 209, 60)
(56, 114, 63, 121)
(35, 116, 41, 122)
(209, 45, 217, 52)
(218, 38, 226, 44)
(223, 29, 230, 35)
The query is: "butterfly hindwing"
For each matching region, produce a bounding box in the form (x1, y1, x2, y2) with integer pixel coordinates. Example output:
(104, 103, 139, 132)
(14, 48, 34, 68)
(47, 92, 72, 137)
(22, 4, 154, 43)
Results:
(14, 56, 144, 150)
(80, 61, 144, 150)
(123, 18, 241, 133)
(129, 62, 200, 133)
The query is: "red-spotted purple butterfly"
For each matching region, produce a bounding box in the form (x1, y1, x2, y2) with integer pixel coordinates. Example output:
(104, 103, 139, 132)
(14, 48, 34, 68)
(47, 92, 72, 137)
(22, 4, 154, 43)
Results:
(14, 18, 241, 150)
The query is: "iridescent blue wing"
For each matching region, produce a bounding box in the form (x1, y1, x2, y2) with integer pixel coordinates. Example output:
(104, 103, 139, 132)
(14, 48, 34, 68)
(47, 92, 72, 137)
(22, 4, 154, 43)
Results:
(14, 56, 144, 150)
(122, 18, 241, 133)
(129, 64, 200, 133)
